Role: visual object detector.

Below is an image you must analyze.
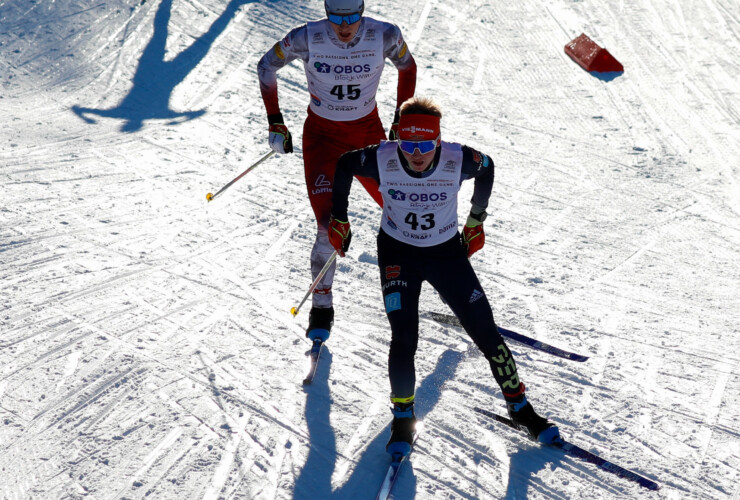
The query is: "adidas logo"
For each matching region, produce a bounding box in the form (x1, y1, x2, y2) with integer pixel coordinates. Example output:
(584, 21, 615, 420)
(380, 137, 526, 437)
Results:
(469, 289, 484, 303)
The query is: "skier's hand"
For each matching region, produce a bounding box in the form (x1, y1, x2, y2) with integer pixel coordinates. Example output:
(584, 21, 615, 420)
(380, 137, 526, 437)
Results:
(268, 113, 293, 154)
(461, 217, 485, 257)
(328, 216, 352, 257)
(388, 108, 400, 140)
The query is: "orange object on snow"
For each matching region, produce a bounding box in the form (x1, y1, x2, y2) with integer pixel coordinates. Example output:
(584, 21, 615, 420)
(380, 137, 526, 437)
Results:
(565, 33, 623, 73)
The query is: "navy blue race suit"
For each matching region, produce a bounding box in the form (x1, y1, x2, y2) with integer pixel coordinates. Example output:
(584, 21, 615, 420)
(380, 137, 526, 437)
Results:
(331, 144, 526, 402)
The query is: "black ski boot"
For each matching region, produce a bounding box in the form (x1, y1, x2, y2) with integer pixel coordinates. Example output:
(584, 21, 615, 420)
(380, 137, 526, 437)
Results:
(386, 402, 416, 457)
(306, 306, 334, 342)
(506, 396, 560, 444)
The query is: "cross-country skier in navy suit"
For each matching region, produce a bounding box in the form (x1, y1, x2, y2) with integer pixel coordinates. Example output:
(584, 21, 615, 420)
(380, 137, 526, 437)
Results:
(328, 96, 560, 456)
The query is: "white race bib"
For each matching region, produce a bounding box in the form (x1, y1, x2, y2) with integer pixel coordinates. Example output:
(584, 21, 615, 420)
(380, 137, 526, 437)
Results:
(305, 19, 385, 121)
(377, 141, 463, 246)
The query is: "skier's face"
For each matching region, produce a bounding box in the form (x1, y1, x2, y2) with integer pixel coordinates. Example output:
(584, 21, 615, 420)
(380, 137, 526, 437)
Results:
(400, 143, 438, 172)
(329, 17, 361, 43)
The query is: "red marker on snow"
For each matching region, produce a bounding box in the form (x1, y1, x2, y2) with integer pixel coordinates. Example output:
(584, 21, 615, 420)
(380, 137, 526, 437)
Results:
(565, 33, 624, 73)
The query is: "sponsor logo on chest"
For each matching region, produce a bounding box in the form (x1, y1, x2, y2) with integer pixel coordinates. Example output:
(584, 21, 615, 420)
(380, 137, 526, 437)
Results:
(443, 160, 458, 172)
(314, 61, 372, 74)
(386, 190, 450, 203)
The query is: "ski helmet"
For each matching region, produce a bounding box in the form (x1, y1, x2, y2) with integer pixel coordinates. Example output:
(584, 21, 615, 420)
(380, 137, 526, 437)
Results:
(324, 0, 364, 15)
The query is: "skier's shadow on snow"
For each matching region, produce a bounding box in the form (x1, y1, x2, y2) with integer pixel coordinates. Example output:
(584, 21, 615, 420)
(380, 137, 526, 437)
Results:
(71, 0, 254, 133)
(295, 346, 336, 499)
(295, 348, 467, 500)
(503, 446, 564, 499)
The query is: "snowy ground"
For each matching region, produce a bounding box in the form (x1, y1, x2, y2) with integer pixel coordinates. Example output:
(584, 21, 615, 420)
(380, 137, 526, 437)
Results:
(2, 0, 739, 498)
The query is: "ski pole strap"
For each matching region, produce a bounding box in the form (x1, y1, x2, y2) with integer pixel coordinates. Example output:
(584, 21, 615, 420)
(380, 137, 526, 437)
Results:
(291, 251, 338, 317)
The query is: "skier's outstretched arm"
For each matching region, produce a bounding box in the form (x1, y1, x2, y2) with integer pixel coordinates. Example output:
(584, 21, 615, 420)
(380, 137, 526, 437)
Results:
(257, 25, 309, 154)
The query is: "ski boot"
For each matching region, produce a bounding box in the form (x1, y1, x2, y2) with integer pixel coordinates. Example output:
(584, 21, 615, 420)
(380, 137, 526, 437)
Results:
(386, 401, 416, 458)
(506, 396, 561, 444)
(306, 306, 334, 342)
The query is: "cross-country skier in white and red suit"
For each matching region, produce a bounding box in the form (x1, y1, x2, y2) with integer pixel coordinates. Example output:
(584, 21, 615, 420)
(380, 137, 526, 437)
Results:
(257, 0, 416, 340)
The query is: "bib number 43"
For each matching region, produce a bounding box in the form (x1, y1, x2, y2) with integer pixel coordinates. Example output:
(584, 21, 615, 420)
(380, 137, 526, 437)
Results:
(330, 84, 361, 101)
(404, 212, 435, 230)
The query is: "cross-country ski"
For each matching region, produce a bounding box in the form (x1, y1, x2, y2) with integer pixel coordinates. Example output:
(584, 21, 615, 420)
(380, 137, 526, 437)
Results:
(302, 339, 325, 385)
(376, 426, 420, 500)
(427, 311, 589, 362)
(473, 407, 661, 491)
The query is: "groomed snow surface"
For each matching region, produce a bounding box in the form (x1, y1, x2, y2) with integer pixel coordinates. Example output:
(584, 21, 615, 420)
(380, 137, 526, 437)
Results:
(1, 0, 739, 498)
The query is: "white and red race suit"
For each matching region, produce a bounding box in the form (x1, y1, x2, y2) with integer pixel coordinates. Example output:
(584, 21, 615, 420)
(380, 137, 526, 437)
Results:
(258, 16, 416, 308)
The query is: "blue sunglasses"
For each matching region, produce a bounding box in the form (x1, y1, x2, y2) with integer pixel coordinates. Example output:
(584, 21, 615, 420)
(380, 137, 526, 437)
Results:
(399, 139, 438, 155)
(327, 13, 362, 25)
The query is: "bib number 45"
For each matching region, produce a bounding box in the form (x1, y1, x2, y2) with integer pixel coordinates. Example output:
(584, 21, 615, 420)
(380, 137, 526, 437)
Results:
(404, 212, 435, 230)
(330, 84, 361, 101)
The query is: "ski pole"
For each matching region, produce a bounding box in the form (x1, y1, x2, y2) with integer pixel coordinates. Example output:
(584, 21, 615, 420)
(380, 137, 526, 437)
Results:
(291, 251, 338, 317)
(206, 150, 276, 202)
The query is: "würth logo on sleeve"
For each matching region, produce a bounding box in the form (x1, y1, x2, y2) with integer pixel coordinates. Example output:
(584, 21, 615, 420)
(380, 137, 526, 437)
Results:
(385, 265, 401, 279)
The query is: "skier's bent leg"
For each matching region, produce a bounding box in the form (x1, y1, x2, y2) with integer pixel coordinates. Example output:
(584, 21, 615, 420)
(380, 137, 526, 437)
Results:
(429, 247, 559, 443)
(310, 230, 336, 308)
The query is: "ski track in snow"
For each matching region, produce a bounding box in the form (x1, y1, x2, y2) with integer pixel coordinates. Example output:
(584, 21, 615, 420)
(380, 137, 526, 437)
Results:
(2, 0, 740, 498)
